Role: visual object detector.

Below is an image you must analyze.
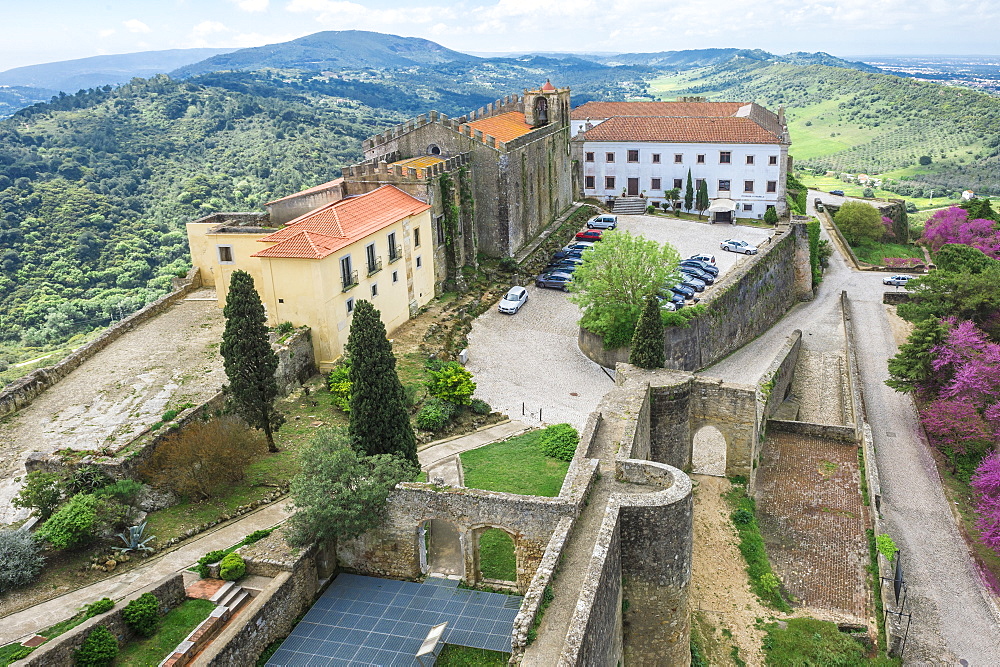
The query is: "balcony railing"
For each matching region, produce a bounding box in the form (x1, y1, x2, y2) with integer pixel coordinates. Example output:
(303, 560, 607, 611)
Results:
(388, 246, 403, 263)
(341, 270, 359, 292)
(367, 257, 383, 276)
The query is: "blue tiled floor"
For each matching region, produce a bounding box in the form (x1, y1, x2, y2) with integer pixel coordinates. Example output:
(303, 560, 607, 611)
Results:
(266, 574, 522, 666)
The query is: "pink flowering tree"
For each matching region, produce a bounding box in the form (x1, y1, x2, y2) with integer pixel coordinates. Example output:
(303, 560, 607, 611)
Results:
(920, 398, 992, 463)
(972, 454, 1000, 554)
(931, 320, 1000, 413)
(922, 207, 1000, 259)
(881, 216, 896, 240)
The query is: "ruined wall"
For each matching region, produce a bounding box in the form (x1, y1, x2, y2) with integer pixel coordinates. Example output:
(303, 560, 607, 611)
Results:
(760, 330, 803, 419)
(272, 327, 317, 395)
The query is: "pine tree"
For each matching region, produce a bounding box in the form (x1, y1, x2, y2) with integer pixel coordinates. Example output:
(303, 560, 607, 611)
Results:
(684, 169, 694, 212)
(696, 179, 710, 219)
(629, 295, 665, 369)
(763, 206, 779, 225)
(346, 300, 417, 463)
(220, 270, 283, 452)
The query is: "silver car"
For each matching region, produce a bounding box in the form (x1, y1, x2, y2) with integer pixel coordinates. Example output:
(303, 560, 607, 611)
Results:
(498, 286, 528, 314)
(882, 274, 914, 286)
(587, 214, 618, 230)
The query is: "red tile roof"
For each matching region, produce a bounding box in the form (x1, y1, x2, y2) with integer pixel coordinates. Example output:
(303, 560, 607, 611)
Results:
(580, 116, 782, 144)
(466, 112, 534, 142)
(571, 101, 745, 120)
(540, 80, 556, 92)
(252, 185, 429, 260)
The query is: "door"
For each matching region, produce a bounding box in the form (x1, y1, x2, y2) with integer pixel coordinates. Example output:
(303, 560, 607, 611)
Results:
(715, 211, 732, 223)
(627, 178, 640, 196)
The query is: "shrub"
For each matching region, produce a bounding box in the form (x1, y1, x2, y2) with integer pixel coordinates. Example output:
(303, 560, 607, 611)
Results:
(327, 363, 351, 413)
(219, 553, 246, 581)
(75, 625, 118, 667)
(498, 257, 518, 272)
(242, 529, 273, 545)
(161, 409, 180, 422)
(469, 398, 491, 415)
(0, 529, 45, 593)
(834, 201, 885, 246)
(68, 466, 112, 494)
(122, 592, 160, 637)
(95, 479, 143, 505)
(416, 397, 458, 431)
(863, 187, 875, 198)
(731, 508, 754, 526)
(876, 533, 897, 561)
(37, 493, 102, 549)
(276, 321, 294, 335)
(538, 423, 578, 462)
(194, 548, 229, 578)
(12, 470, 64, 520)
(763, 206, 779, 225)
(426, 361, 476, 405)
(84, 598, 115, 617)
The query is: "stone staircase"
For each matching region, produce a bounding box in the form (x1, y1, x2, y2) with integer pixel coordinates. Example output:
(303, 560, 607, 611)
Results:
(159, 582, 251, 666)
(612, 197, 647, 215)
(210, 580, 251, 611)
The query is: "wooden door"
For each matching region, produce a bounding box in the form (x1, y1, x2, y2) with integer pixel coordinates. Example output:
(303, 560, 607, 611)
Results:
(627, 178, 639, 196)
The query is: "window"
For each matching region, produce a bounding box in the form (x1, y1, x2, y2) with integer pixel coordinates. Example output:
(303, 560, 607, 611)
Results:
(428, 144, 441, 156)
(605, 152, 615, 163)
(413, 227, 420, 247)
(720, 151, 731, 164)
(585, 151, 594, 162)
(416, 255, 422, 268)
(651, 178, 661, 190)
(769, 155, 779, 166)
(217, 246, 234, 263)
(744, 180, 755, 193)
(346, 297, 354, 314)
(695, 178, 705, 190)
(673, 178, 683, 189)
(366, 243, 380, 275)
(766, 180, 777, 193)
(696, 154, 705, 164)
(674, 154, 683, 163)
(627, 150, 639, 163)
(340, 256, 355, 291)
(743, 204, 753, 212)
(392, 270, 398, 283)
(652, 153, 661, 164)
(371, 283, 378, 298)
(718, 180, 730, 191)
(435, 216, 446, 245)
(605, 176, 616, 190)
(746, 155, 755, 165)
(585, 175, 595, 189)
(387, 232, 401, 262)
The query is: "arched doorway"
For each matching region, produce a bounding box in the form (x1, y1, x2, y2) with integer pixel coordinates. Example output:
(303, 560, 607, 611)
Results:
(533, 97, 548, 125)
(477, 528, 516, 582)
(692, 425, 727, 476)
(419, 520, 464, 578)
(427, 144, 441, 156)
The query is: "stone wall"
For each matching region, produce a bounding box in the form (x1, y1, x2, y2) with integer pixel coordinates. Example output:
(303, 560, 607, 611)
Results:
(0, 268, 201, 419)
(760, 330, 803, 419)
(882, 291, 911, 305)
(272, 327, 317, 395)
(17, 573, 185, 667)
(767, 419, 857, 442)
(580, 222, 811, 372)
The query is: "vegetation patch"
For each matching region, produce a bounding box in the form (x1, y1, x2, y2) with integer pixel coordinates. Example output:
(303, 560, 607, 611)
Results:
(435, 644, 511, 665)
(852, 241, 924, 266)
(762, 617, 897, 666)
(724, 481, 791, 612)
(478, 528, 516, 581)
(115, 598, 215, 666)
(461, 430, 570, 497)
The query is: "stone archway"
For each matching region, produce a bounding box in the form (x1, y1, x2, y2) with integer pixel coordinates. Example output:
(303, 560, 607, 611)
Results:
(692, 425, 727, 476)
(476, 527, 517, 583)
(419, 519, 464, 578)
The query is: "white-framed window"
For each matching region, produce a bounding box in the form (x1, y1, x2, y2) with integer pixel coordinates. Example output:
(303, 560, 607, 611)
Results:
(743, 204, 753, 212)
(627, 150, 639, 163)
(652, 153, 661, 164)
(746, 155, 755, 165)
(674, 154, 683, 163)
(605, 152, 615, 163)
(769, 155, 779, 165)
(718, 180, 731, 191)
(766, 180, 777, 193)
(719, 151, 731, 164)
(651, 178, 661, 190)
(585, 175, 595, 189)
(585, 151, 594, 162)
(217, 245, 234, 264)
(695, 178, 705, 190)
(744, 180, 755, 193)
(605, 176, 615, 190)
(673, 178, 683, 189)
(346, 297, 354, 314)
(414, 227, 421, 247)
(696, 154, 705, 164)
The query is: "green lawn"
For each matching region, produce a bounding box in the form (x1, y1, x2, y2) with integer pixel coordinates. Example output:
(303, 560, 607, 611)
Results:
(851, 242, 925, 265)
(436, 644, 511, 665)
(460, 431, 569, 497)
(478, 528, 516, 581)
(763, 617, 899, 666)
(115, 598, 215, 666)
(796, 172, 955, 211)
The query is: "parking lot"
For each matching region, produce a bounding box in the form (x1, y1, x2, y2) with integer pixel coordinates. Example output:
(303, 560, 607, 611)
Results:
(465, 214, 775, 429)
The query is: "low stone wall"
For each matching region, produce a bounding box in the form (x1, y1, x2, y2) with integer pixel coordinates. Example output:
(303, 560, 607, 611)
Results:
(767, 419, 857, 443)
(882, 291, 911, 305)
(760, 330, 803, 419)
(0, 268, 202, 419)
(17, 573, 185, 667)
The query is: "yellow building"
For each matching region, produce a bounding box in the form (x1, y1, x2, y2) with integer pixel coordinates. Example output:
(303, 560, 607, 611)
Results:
(186, 185, 435, 369)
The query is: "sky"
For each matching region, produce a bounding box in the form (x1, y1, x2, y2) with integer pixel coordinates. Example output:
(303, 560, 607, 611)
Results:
(2, 0, 999, 71)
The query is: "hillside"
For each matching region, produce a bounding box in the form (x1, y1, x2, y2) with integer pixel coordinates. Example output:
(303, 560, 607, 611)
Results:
(0, 86, 58, 118)
(597, 48, 878, 72)
(172, 31, 480, 78)
(648, 59, 1000, 195)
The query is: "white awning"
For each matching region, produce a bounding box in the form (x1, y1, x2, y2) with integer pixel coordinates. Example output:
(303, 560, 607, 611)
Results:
(708, 198, 737, 213)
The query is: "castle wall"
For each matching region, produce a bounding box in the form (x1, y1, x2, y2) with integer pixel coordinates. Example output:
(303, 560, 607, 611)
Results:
(266, 180, 346, 226)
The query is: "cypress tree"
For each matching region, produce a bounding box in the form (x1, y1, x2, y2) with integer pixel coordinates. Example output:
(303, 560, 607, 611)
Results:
(629, 295, 665, 369)
(220, 270, 283, 452)
(684, 169, 694, 212)
(696, 179, 710, 219)
(346, 300, 417, 464)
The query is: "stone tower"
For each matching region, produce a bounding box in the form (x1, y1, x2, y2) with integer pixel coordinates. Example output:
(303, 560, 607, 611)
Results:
(524, 80, 571, 128)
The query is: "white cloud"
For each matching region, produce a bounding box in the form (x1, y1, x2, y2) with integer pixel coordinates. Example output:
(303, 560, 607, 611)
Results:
(98, 29, 116, 39)
(230, 0, 270, 12)
(286, 0, 456, 27)
(123, 19, 152, 34)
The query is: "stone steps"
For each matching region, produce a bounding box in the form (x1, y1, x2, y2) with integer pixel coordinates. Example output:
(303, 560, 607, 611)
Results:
(612, 197, 647, 215)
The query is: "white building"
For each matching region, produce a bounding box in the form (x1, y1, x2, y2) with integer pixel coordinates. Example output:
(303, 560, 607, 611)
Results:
(571, 100, 791, 222)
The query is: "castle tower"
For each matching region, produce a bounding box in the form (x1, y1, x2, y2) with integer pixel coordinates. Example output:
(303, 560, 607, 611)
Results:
(523, 80, 571, 128)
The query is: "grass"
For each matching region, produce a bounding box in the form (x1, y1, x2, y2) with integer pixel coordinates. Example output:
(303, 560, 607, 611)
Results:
(435, 644, 510, 665)
(115, 598, 216, 666)
(796, 172, 955, 211)
(478, 528, 516, 581)
(762, 617, 899, 666)
(460, 431, 570, 497)
(723, 480, 792, 612)
(0, 643, 34, 666)
(851, 241, 925, 265)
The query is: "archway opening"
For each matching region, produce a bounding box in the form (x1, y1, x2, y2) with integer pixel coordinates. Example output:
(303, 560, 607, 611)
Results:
(533, 97, 549, 125)
(419, 519, 464, 578)
(478, 528, 516, 582)
(692, 425, 727, 476)
(427, 144, 441, 156)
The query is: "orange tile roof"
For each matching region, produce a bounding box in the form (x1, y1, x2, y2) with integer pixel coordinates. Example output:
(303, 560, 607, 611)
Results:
(391, 155, 445, 169)
(264, 178, 344, 206)
(252, 185, 430, 260)
(580, 116, 782, 144)
(467, 111, 534, 143)
(571, 101, 745, 119)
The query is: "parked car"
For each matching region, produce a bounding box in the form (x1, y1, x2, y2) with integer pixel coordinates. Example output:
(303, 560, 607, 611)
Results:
(681, 266, 715, 285)
(679, 275, 706, 292)
(680, 259, 720, 277)
(720, 239, 758, 255)
(830, 189, 845, 196)
(586, 214, 618, 229)
(498, 286, 528, 314)
(546, 259, 582, 273)
(562, 241, 595, 253)
(657, 295, 678, 311)
(689, 253, 716, 265)
(536, 271, 574, 291)
(660, 293, 685, 308)
(575, 229, 603, 242)
(552, 248, 586, 260)
(883, 274, 914, 286)
(669, 284, 696, 299)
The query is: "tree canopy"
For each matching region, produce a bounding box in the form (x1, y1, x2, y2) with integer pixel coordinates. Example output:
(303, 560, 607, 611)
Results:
(629, 295, 665, 369)
(833, 201, 884, 246)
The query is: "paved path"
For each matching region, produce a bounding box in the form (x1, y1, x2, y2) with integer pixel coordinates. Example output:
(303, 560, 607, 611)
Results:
(0, 499, 292, 646)
(417, 420, 530, 487)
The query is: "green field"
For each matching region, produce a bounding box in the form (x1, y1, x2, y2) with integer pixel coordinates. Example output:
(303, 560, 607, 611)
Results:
(460, 431, 569, 497)
(796, 173, 955, 211)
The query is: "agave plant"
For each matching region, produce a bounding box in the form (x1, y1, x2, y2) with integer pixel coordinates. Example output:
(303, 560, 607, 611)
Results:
(117, 521, 156, 553)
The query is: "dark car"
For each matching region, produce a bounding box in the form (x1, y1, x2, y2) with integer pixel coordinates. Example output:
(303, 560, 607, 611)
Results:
(669, 284, 696, 299)
(551, 248, 586, 260)
(680, 259, 719, 277)
(679, 275, 706, 292)
(830, 189, 845, 196)
(535, 271, 574, 291)
(681, 266, 714, 285)
(546, 258, 583, 272)
(575, 229, 603, 242)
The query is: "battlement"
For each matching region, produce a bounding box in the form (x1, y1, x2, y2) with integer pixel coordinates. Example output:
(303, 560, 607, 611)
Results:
(344, 152, 471, 182)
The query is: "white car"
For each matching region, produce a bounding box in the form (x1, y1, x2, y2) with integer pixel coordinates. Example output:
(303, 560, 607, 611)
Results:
(883, 274, 914, 286)
(498, 286, 528, 314)
(720, 239, 758, 255)
(586, 214, 618, 230)
(689, 253, 716, 265)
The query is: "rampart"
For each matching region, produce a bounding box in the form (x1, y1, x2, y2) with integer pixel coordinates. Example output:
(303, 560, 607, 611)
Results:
(580, 222, 812, 371)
